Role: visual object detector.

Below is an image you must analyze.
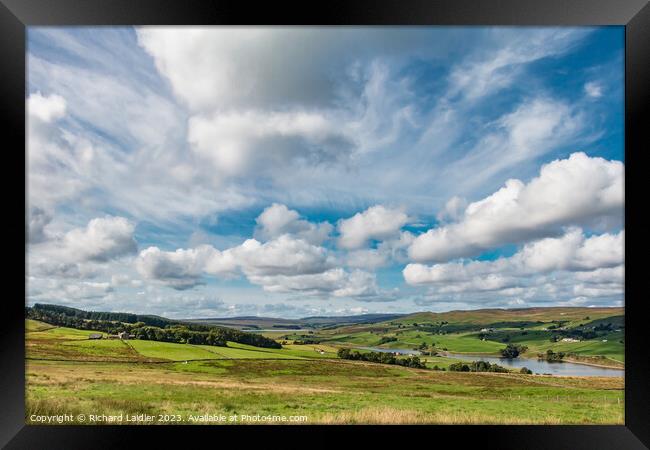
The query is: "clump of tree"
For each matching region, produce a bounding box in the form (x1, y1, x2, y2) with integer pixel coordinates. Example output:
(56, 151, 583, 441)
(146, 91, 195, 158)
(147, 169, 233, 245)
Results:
(448, 361, 509, 373)
(337, 348, 426, 369)
(499, 343, 528, 358)
(538, 349, 565, 362)
(594, 322, 614, 332)
(520, 367, 533, 374)
(449, 362, 470, 372)
(377, 336, 397, 345)
(131, 325, 228, 346)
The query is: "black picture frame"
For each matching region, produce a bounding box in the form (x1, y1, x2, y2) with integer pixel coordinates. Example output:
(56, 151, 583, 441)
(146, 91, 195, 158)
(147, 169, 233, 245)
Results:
(2, 1, 648, 448)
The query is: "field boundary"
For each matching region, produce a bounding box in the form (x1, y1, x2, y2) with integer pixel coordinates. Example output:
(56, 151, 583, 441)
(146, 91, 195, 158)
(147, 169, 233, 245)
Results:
(26, 325, 59, 333)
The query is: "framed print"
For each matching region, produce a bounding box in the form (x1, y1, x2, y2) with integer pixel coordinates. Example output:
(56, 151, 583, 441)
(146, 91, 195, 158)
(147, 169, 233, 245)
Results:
(1, 0, 649, 448)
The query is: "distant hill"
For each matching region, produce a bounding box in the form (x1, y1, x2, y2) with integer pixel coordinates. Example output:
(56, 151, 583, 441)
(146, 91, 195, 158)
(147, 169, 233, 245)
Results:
(384, 307, 624, 327)
(300, 313, 406, 328)
(188, 313, 406, 330)
(27, 303, 623, 332)
(188, 316, 303, 330)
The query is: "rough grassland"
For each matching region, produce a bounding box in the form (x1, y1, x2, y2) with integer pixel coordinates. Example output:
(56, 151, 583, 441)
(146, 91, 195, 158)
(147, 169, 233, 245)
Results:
(391, 307, 623, 326)
(26, 359, 623, 425)
(25, 320, 623, 425)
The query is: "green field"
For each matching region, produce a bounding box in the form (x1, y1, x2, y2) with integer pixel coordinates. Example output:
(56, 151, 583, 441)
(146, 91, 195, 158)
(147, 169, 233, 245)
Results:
(25, 321, 339, 363)
(485, 329, 625, 363)
(295, 307, 625, 366)
(28, 326, 102, 341)
(25, 317, 624, 425)
(384, 331, 507, 353)
(127, 340, 227, 361)
(26, 358, 623, 425)
(390, 307, 623, 327)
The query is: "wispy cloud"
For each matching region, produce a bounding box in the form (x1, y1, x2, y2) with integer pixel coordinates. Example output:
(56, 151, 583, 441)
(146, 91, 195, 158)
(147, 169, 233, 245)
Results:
(26, 26, 624, 317)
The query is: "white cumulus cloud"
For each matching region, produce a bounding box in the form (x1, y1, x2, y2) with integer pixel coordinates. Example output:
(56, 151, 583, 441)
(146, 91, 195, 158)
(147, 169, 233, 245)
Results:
(409, 153, 623, 263)
(188, 110, 354, 178)
(404, 228, 623, 305)
(135, 231, 386, 300)
(338, 205, 409, 249)
(63, 216, 138, 262)
(28, 92, 66, 123)
(255, 203, 332, 245)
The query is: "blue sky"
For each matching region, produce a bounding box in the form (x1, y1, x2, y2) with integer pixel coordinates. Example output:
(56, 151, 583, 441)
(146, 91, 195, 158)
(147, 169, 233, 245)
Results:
(26, 27, 624, 318)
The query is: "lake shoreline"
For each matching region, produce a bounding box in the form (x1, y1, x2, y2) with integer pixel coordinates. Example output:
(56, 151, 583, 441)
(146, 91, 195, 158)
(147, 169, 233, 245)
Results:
(438, 351, 624, 374)
(560, 356, 624, 369)
(438, 351, 623, 369)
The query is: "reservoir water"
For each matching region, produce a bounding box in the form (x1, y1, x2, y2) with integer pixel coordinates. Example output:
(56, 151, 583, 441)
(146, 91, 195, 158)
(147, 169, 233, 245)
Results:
(357, 347, 623, 377)
(445, 352, 624, 377)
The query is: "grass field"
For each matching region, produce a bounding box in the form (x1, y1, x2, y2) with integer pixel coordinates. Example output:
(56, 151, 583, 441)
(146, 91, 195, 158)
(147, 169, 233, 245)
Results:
(25, 319, 624, 424)
(295, 308, 625, 366)
(384, 331, 507, 353)
(389, 307, 623, 327)
(492, 329, 625, 364)
(24, 321, 340, 363)
(26, 358, 623, 425)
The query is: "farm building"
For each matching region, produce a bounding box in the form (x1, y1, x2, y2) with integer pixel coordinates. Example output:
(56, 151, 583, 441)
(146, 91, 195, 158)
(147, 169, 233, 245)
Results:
(561, 337, 581, 343)
(117, 331, 135, 340)
(88, 334, 102, 340)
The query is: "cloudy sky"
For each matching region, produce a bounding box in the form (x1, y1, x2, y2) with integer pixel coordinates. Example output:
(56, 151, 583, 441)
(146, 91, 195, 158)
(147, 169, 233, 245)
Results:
(26, 26, 624, 319)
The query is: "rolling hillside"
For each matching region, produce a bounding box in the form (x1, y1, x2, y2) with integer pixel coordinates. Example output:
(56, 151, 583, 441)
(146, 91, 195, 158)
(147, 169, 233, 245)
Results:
(25, 319, 624, 425)
(385, 307, 623, 327)
(188, 313, 406, 330)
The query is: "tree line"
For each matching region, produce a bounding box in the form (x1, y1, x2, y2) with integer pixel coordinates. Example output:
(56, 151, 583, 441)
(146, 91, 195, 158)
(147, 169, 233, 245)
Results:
(448, 360, 510, 373)
(337, 348, 427, 369)
(27, 304, 281, 349)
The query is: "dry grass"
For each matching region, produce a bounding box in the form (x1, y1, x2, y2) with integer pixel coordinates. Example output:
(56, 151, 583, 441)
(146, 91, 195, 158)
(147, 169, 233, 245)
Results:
(26, 360, 342, 396)
(26, 359, 624, 426)
(26, 397, 84, 419)
(317, 407, 593, 425)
